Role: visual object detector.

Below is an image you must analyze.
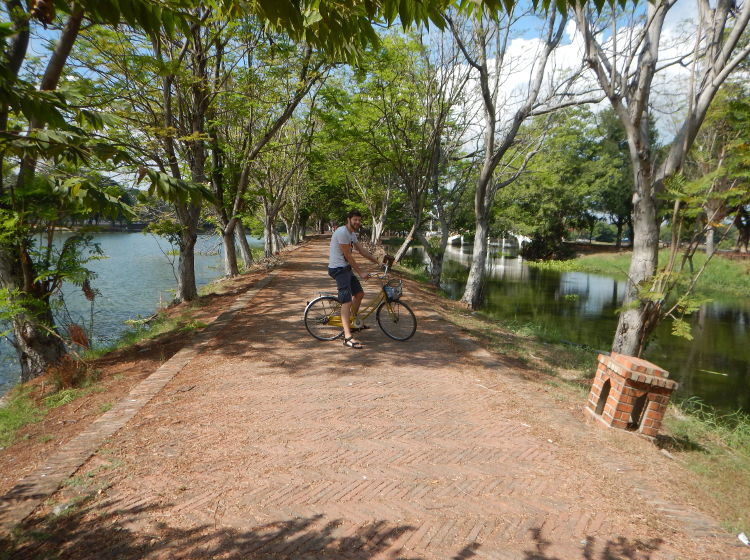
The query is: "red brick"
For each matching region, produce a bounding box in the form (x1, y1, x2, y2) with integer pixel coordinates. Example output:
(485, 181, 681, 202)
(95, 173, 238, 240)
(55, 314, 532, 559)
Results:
(616, 403, 634, 414)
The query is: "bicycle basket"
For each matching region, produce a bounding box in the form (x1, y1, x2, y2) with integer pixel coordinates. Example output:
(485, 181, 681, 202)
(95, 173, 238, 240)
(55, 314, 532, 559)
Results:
(383, 279, 402, 302)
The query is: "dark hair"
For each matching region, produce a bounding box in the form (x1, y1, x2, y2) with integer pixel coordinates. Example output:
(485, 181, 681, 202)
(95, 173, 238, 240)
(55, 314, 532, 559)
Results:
(346, 209, 362, 220)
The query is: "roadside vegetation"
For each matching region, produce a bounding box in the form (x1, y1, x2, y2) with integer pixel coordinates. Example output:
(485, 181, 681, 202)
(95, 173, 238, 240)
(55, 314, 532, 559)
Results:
(665, 400, 750, 533)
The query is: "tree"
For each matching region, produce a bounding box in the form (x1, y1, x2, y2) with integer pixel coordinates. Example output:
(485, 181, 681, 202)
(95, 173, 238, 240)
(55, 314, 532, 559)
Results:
(448, 6, 596, 308)
(589, 109, 634, 249)
(685, 84, 750, 255)
(494, 109, 597, 260)
(576, 0, 750, 356)
(313, 80, 397, 245)
(0, 0, 194, 380)
(253, 113, 316, 257)
(209, 25, 328, 268)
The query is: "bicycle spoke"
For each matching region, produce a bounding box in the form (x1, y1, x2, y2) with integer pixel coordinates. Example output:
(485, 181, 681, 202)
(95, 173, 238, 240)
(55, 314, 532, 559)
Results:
(304, 296, 344, 340)
(376, 301, 416, 341)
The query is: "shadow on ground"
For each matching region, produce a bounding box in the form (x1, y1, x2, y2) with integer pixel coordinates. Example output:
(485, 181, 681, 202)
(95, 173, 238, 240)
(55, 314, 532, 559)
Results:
(654, 433, 707, 453)
(524, 528, 664, 560)
(1, 500, 665, 560)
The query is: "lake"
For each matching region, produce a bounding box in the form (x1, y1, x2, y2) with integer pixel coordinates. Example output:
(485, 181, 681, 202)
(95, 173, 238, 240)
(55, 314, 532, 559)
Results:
(0, 232, 263, 395)
(403, 244, 750, 414)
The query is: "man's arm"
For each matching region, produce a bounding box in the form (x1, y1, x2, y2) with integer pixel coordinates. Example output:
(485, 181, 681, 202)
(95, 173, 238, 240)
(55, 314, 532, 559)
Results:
(354, 242, 379, 267)
(340, 243, 367, 278)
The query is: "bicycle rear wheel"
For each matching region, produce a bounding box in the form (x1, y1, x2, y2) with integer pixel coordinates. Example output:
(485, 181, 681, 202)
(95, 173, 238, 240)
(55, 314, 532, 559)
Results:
(376, 300, 417, 341)
(304, 296, 344, 341)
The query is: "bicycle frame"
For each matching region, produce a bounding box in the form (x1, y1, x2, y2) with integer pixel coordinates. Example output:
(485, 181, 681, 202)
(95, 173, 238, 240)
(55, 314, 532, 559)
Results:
(324, 262, 398, 328)
(325, 289, 386, 328)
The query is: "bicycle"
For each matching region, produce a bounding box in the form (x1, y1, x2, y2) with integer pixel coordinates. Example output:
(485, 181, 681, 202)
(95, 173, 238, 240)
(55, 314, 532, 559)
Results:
(303, 260, 417, 342)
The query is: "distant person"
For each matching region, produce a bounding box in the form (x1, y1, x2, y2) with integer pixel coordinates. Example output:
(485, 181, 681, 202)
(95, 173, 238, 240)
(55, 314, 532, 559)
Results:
(328, 210, 380, 349)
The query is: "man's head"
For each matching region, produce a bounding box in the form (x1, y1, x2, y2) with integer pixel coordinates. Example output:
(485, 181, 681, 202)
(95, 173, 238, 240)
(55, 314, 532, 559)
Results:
(346, 209, 362, 230)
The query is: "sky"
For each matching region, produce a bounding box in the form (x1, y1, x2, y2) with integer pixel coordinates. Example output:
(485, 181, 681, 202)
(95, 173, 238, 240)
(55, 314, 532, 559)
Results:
(469, 0, 704, 143)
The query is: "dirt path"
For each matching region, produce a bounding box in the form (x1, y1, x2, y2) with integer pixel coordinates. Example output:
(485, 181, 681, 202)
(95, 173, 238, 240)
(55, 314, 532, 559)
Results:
(1, 239, 746, 559)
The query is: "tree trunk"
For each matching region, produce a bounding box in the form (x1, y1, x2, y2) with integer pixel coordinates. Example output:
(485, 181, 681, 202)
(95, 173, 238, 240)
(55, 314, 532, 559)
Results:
(274, 230, 286, 252)
(0, 245, 66, 381)
(394, 221, 419, 262)
(175, 204, 200, 302)
(415, 231, 445, 287)
(222, 225, 240, 277)
(264, 215, 277, 257)
(371, 219, 386, 245)
(290, 216, 302, 244)
(615, 221, 623, 249)
(236, 221, 254, 267)
(611, 162, 659, 356)
(461, 218, 490, 309)
(14, 306, 67, 383)
(705, 225, 715, 256)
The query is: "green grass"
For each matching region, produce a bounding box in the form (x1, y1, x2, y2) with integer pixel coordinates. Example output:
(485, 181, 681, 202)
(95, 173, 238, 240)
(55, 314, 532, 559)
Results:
(98, 402, 113, 414)
(83, 314, 183, 360)
(179, 319, 208, 333)
(43, 388, 82, 410)
(0, 387, 44, 448)
(528, 250, 750, 298)
(396, 262, 431, 285)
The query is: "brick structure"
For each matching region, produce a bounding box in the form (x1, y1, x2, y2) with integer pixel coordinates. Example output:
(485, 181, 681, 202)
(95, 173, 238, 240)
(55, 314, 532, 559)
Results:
(586, 352, 678, 438)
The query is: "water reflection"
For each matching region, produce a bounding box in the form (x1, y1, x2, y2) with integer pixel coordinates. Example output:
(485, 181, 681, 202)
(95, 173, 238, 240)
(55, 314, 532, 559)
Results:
(404, 245, 750, 413)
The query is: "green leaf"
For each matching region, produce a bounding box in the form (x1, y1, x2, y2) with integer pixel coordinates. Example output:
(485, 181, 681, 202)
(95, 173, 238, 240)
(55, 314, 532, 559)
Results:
(671, 318, 694, 341)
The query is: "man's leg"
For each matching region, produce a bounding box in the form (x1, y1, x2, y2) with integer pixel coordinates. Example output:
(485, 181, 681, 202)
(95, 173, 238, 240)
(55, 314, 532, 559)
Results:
(350, 275, 365, 318)
(331, 266, 359, 344)
(341, 301, 354, 340)
(351, 291, 364, 318)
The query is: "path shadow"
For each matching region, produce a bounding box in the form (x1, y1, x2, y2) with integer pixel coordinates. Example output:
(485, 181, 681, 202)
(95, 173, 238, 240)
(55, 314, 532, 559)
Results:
(0, 499, 482, 560)
(524, 527, 664, 560)
(2, 500, 680, 560)
(653, 434, 707, 453)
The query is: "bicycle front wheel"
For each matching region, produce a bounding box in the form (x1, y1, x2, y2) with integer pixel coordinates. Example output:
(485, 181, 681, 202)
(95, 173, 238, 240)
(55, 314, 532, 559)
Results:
(304, 296, 345, 341)
(376, 300, 417, 341)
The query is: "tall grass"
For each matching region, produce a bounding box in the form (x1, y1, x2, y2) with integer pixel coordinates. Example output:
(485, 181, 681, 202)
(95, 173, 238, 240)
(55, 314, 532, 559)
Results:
(665, 397, 750, 533)
(669, 397, 750, 456)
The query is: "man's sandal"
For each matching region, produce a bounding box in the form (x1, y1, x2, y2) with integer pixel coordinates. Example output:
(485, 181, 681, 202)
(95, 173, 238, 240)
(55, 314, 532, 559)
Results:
(343, 337, 363, 349)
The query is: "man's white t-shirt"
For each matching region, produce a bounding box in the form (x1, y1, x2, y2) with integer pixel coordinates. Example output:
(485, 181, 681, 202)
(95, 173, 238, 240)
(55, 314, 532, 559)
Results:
(329, 227, 358, 268)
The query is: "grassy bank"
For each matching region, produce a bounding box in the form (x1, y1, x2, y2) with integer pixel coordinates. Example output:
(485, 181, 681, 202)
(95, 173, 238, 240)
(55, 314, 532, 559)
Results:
(528, 250, 750, 298)
(0, 309, 208, 450)
(396, 261, 750, 534)
(0, 259, 277, 450)
(664, 399, 750, 533)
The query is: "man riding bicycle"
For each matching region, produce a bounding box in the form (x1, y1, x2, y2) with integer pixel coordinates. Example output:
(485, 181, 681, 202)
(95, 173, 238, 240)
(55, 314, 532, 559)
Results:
(328, 210, 380, 349)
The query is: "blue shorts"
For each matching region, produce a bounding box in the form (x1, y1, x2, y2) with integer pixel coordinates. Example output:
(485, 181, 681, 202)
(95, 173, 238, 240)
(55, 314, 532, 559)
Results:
(328, 265, 363, 304)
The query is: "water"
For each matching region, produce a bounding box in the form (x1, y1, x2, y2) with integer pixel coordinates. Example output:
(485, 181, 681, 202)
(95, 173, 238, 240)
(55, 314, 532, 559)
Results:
(403, 244, 750, 413)
(0, 232, 263, 395)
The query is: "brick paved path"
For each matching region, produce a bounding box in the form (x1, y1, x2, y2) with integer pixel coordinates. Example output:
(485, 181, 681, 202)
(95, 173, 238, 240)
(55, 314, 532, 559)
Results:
(3, 240, 744, 559)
